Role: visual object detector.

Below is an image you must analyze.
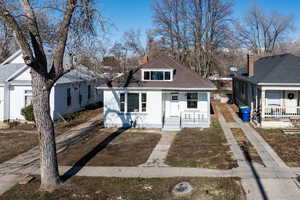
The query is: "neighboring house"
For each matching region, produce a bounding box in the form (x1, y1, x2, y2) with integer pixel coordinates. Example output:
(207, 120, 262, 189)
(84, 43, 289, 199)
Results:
(233, 54, 300, 128)
(0, 50, 104, 122)
(99, 55, 216, 131)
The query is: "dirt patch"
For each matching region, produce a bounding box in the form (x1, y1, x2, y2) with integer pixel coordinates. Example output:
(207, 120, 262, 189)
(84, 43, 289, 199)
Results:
(0, 176, 244, 200)
(231, 128, 264, 166)
(58, 130, 161, 166)
(166, 128, 237, 169)
(256, 128, 300, 167)
(211, 101, 236, 123)
(0, 131, 38, 163)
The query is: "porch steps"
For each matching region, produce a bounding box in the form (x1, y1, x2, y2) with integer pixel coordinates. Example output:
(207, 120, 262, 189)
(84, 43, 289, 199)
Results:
(161, 117, 181, 132)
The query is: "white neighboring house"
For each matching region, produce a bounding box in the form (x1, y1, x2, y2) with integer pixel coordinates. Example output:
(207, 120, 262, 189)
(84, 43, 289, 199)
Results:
(99, 55, 216, 131)
(0, 50, 104, 122)
(233, 54, 300, 128)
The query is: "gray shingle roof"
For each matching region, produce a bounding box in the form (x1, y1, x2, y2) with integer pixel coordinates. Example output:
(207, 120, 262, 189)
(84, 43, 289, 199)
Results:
(235, 54, 300, 84)
(0, 63, 25, 83)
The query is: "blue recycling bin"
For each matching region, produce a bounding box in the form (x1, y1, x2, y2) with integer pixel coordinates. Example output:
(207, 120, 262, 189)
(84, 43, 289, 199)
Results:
(240, 107, 251, 122)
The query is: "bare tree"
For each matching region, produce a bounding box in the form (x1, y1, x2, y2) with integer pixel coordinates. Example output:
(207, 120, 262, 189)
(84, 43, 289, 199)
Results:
(235, 3, 294, 56)
(0, 0, 103, 191)
(152, 0, 234, 78)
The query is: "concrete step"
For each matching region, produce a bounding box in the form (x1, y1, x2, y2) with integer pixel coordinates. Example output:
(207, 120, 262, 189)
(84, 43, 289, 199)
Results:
(161, 127, 181, 131)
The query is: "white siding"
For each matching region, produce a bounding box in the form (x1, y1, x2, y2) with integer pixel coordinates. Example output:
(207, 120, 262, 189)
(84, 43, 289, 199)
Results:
(0, 87, 4, 121)
(164, 92, 209, 118)
(9, 85, 32, 120)
(51, 82, 102, 120)
(103, 90, 163, 128)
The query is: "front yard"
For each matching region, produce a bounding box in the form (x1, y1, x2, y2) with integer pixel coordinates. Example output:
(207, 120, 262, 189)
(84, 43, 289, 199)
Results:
(166, 128, 237, 169)
(0, 107, 102, 164)
(0, 176, 244, 200)
(58, 130, 161, 166)
(0, 129, 38, 163)
(256, 128, 300, 167)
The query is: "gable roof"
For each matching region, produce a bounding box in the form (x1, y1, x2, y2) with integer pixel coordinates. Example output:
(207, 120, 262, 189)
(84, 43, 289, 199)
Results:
(0, 50, 104, 85)
(235, 54, 300, 85)
(0, 63, 26, 83)
(101, 55, 216, 90)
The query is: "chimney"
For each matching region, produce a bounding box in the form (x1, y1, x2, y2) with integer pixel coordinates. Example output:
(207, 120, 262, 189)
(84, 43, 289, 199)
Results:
(247, 54, 254, 77)
(140, 55, 149, 65)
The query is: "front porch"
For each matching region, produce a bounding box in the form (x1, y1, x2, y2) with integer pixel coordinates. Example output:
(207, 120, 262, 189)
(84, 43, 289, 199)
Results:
(161, 91, 210, 131)
(259, 89, 300, 128)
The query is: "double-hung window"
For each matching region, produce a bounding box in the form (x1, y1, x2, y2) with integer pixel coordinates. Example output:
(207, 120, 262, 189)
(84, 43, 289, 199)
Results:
(24, 90, 33, 107)
(141, 93, 147, 112)
(187, 93, 198, 109)
(119, 93, 147, 113)
(120, 93, 125, 112)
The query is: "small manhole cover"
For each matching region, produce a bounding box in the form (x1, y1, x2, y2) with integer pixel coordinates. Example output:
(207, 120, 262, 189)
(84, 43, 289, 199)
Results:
(172, 182, 193, 197)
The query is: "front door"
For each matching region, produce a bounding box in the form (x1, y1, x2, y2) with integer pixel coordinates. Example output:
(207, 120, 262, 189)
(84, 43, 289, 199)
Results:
(170, 94, 180, 117)
(285, 91, 298, 114)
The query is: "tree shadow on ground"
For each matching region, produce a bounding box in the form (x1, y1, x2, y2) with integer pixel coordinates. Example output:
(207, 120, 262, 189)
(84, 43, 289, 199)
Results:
(241, 145, 269, 200)
(60, 127, 129, 182)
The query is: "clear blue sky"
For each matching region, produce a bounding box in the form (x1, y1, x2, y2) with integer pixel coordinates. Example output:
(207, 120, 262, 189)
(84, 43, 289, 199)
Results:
(100, 0, 300, 43)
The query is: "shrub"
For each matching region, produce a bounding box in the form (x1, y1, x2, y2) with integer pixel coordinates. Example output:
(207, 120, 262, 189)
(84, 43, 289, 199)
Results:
(21, 104, 35, 121)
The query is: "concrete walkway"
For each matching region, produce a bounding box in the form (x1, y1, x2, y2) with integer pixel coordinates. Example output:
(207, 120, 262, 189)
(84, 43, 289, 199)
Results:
(221, 105, 300, 200)
(0, 114, 102, 195)
(139, 131, 177, 167)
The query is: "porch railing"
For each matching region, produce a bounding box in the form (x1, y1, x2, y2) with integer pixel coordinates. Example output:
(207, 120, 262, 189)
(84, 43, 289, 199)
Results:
(264, 106, 300, 118)
(181, 111, 208, 123)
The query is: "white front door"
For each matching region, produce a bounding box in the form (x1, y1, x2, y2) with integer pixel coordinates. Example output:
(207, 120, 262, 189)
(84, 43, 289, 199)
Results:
(170, 95, 180, 117)
(285, 91, 298, 113)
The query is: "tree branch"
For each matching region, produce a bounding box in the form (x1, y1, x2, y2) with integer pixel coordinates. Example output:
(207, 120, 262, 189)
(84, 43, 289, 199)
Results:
(51, 0, 77, 79)
(0, 5, 34, 66)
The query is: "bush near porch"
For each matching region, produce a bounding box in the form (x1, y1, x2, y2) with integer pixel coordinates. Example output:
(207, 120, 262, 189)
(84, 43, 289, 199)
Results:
(256, 128, 300, 167)
(166, 128, 238, 169)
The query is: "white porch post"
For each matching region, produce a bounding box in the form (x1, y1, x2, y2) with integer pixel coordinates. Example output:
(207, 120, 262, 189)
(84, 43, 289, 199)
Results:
(261, 89, 266, 119)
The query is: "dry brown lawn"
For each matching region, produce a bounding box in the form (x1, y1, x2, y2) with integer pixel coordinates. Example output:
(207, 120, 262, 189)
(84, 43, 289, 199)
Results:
(256, 128, 300, 167)
(0, 107, 103, 164)
(166, 128, 237, 169)
(0, 130, 38, 163)
(0, 176, 244, 200)
(231, 128, 264, 166)
(58, 130, 161, 166)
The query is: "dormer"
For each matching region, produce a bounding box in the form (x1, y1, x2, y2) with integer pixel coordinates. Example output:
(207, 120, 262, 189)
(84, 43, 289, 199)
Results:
(141, 69, 174, 81)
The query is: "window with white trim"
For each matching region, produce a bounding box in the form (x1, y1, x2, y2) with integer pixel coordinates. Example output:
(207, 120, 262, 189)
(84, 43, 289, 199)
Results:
(142, 70, 173, 81)
(119, 92, 147, 113)
(24, 90, 33, 107)
(187, 93, 198, 109)
(141, 93, 147, 112)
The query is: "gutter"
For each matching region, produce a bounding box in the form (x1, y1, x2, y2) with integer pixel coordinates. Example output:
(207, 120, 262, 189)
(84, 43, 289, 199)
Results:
(97, 86, 217, 91)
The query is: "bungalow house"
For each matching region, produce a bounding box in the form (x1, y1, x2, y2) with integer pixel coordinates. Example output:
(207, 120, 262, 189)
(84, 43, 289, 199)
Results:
(0, 50, 104, 122)
(233, 54, 300, 128)
(99, 55, 216, 131)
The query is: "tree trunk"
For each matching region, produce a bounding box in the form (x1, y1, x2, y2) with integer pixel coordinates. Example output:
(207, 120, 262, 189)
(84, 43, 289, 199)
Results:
(31, 68, 60, 191)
